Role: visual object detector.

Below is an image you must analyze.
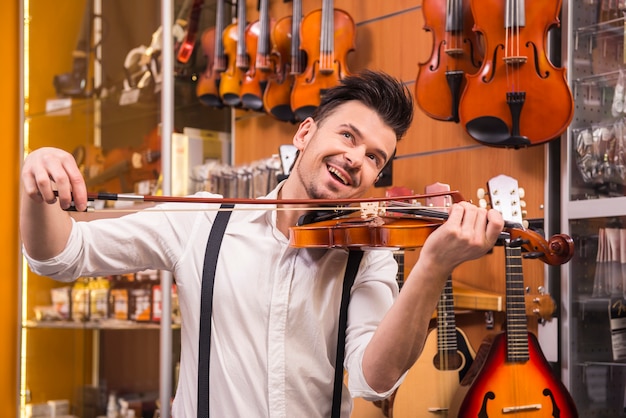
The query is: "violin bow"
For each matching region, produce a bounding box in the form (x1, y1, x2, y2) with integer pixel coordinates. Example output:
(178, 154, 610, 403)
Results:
(59, 190, 466, 211)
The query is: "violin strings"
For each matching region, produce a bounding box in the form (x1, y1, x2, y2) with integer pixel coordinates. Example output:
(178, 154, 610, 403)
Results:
(75, 204, 454, 215)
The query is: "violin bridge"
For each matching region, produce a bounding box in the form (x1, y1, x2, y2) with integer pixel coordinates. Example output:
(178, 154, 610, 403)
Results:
(360, 202, 384, 218)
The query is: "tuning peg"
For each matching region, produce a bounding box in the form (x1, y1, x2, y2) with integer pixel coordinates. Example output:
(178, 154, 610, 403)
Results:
(476, 187, 486, 199)
(518, 187, 525, 199)
(478, 198, 487, 209)
(519, 199, 526, 208)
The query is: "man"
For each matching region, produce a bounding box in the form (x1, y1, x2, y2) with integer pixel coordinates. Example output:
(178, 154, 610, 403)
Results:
(21, 70, 504, 417)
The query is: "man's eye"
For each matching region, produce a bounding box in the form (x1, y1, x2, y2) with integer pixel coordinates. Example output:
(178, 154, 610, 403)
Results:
(368, 154, 382, 166)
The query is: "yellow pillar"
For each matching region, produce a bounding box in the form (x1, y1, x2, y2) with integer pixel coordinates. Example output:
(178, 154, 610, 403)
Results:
(0, 0, 21, 416)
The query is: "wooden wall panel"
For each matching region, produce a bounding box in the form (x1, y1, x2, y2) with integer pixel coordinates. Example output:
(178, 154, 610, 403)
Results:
(234, 0, 548, 292)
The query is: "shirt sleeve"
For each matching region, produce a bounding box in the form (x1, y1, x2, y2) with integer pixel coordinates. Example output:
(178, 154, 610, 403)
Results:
(344, 250, 407, 400)
(23, 198, 216, 281)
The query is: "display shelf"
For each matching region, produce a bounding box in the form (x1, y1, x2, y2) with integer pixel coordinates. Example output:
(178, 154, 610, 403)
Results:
(23, 320, 181, 330)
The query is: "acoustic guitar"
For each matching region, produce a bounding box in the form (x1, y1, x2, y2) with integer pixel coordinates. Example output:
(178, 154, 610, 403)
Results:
(452, 174, 578, 418)
(390, 182, 476, 418)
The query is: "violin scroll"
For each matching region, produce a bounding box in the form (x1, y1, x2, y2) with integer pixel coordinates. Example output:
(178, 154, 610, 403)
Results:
(509, 229, 574, 266)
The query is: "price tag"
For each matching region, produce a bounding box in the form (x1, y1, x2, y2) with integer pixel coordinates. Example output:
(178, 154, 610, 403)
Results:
(610, 297, 626, 360)
(119, 88, 140, 106)
(45, 98, 72, 115)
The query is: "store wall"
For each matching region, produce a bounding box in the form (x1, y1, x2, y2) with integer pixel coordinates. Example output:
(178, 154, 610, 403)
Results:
(0, 0, 20, 416)
(234, 1, 548, 308)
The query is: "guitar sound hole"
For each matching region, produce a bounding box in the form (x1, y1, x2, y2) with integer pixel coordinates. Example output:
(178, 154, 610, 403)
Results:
(433, 351, 463, 371)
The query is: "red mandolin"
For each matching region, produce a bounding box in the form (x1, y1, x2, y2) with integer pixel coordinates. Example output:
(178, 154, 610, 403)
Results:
(450, 175, 578, 418)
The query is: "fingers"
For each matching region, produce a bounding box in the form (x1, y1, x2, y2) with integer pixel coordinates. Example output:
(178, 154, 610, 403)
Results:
(22, 148, 88, 211)
(435, 201, 504, 258)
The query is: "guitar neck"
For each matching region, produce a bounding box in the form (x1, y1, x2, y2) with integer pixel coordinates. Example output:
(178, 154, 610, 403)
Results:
(437, 276, 458, 353)
(505, 242, 530, 363)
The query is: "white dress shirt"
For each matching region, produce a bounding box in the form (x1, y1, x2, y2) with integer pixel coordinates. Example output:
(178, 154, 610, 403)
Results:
(24, 185, 403, 417)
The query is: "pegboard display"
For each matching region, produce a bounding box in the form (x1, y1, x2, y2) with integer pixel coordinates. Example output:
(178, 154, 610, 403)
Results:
(568, 0, 626, 201)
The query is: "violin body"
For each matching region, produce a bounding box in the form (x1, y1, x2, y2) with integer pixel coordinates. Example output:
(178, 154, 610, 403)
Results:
(240, 0, 274, 112)
(416, 0, 482, 122)
(197, 0, 227, 108)
(458, 0, 574, 148)
(196, 27, 223, 108)
(289, 214, 442, 249)
(291, 4, 355, 121)
(263, 15, 296, 122)
(82, 127, 161, 193)
(219, 20, 245, 107)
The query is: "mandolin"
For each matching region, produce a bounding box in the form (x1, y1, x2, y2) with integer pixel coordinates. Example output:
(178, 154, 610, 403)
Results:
(451, 175, 578, 418)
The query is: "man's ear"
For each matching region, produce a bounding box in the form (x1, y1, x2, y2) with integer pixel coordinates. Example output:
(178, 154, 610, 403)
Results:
(292, 117, 316, 150)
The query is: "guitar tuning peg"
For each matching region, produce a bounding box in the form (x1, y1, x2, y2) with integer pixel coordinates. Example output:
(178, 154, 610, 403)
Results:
(478, 198, 487, 209)
(476, 187, 486, 199)
(519, 199, 527, 208)
(522, 219, 529, 229)
(518, 187, 525, 199)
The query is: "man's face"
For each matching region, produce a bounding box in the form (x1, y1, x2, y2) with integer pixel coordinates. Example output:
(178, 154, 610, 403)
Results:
(292, 101, 397, 200)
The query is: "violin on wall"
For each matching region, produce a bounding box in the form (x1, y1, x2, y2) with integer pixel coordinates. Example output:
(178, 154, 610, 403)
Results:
(196, 0, 227, 108)
(263, 0, 306, 122)
(219, 0, 248, 107)
(457, 0, 574, 148)
(240, 0, 274, 111)
(290, 0, 355, 121)
(416, 0, 483, 123)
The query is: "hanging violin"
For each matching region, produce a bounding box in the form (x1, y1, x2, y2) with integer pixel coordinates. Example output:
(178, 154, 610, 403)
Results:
(263, 0, 306, 122)
(416, 0, 483, 122)
(457, 0, 574, 148)
(240, 0, 274, 111)
(196, 0, 227, 108)
(219, 0, 248, 106)
(290, 0, 355, 121)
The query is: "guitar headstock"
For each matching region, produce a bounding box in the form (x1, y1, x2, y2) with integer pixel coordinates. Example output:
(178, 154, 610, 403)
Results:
(525, 293, 556, 321)
(477, 174, 528, 229)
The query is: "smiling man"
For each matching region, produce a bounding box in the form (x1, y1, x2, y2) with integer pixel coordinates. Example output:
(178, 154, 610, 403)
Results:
(20, 70, 504, 418)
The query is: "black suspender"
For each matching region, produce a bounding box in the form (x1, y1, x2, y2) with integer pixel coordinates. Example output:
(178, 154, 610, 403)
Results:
(331, 250, 364, 418)
(197, 205, 233, 418)
(196, 205, 363, 418)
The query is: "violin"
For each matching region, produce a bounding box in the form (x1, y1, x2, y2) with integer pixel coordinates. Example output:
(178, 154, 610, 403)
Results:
(240, 0, 273, 111)
(288, 203, 574, 266)
(263, 0, 306, 122)
(79, 127, 162, 194)
(219, 0, 247, 106)
(457, 0, 574, 148)
(196, 0, 227, 108)
(290, 0, 355, 121)
(416, 0, 483, 122)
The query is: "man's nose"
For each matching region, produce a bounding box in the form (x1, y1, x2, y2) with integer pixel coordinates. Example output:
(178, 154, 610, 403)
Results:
(344, 145, 366, 167)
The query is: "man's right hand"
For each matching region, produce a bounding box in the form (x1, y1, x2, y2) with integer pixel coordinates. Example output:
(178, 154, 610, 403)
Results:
(21, 147, 88, 212)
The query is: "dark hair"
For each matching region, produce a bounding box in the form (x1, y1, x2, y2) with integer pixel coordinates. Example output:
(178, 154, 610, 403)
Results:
(311, 70, 414, 140)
